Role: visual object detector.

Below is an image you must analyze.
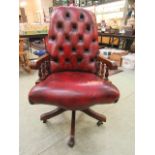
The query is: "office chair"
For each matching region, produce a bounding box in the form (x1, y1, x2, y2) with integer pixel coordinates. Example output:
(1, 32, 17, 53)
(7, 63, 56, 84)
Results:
(28, 6, 120, 147)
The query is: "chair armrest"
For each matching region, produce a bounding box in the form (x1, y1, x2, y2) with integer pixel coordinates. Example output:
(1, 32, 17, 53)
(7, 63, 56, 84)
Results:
(30, 53, 51, 82)
(30, 53, 50, 69)
(97, 53, 118, 70)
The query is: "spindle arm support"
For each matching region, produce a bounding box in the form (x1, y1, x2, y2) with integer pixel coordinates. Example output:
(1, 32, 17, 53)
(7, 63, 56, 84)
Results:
(96, 53, 118, 80)
(97, 54, 118, 70)
(30, 53, 50, 70)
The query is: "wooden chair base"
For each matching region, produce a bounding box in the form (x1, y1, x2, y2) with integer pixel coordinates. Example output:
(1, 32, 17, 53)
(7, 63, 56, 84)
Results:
(40, 108, 106, 147)
(82, 108, 106, 122)
(40, 107, 66, 123)
(68, 110, 76, 147)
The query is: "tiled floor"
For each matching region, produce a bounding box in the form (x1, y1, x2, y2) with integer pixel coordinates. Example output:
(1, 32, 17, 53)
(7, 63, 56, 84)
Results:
(19, 69, 134, 155)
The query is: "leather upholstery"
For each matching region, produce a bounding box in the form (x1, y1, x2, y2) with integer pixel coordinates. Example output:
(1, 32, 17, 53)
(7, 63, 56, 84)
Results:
(29, 7, 120, 110)
(46, 7, 99, 73)
(29, 72, 120, 110)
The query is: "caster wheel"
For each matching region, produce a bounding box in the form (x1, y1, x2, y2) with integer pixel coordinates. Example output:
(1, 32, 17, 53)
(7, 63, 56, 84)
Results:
(43, 119, 47, 123)
(68, 137, 75, 147)
(97, 121, 103, 126)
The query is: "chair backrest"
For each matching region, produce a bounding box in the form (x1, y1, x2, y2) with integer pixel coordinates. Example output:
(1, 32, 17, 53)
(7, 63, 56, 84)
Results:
(46, 6, 99, 73)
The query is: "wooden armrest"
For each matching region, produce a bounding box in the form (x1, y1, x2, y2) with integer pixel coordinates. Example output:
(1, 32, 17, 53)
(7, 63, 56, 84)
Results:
(30, 53, 50, 69)
(97, 53, 118, 70)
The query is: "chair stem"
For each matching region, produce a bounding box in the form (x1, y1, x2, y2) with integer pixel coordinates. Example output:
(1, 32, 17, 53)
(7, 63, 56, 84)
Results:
(68, 110, 76, 147)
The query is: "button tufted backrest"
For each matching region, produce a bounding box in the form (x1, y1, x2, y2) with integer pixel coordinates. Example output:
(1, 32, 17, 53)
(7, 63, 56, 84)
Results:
(46, 6, 99, 73)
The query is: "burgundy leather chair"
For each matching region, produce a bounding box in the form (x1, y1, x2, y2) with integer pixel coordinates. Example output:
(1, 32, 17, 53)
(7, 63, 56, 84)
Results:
(28, 6, 120, 147)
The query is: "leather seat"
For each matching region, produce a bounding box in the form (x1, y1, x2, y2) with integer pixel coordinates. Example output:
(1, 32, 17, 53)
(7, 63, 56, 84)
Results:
(29, 72, 119, 110)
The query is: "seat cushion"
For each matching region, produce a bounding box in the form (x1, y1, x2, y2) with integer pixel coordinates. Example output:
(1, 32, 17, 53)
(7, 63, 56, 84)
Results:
(29, 72, 120, 110)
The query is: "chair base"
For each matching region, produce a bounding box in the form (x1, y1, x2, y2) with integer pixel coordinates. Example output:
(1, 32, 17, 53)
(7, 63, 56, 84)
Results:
(40, 107, 66, 123)
(40, 107, 106, 147)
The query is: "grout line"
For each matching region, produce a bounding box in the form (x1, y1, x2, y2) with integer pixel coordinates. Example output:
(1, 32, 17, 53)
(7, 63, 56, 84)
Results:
(38, 134, 69, 155)
(119, 92, 134, 102)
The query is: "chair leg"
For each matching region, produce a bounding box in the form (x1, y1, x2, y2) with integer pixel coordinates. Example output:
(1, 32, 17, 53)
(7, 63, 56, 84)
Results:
(82, 108, 106, 122)
(40, 107, 66, 123)
(68, 110, 76, 147)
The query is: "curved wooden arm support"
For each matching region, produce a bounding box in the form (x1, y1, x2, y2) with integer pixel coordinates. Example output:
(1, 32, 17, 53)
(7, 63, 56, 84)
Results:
(30, 53, 50, 70)
(30, 53, 51, 82)
(96, 54, 118, 80)
(97, 54, 117, 70)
